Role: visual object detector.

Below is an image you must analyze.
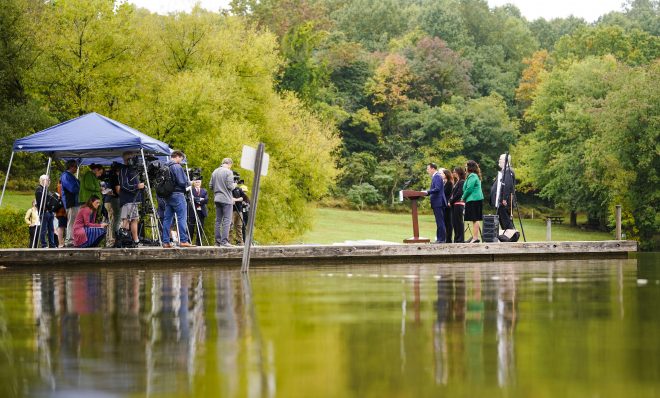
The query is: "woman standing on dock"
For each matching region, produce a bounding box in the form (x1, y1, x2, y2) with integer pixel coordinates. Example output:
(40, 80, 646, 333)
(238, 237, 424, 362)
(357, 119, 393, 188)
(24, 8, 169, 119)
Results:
(450, 166, 466, 243)
(462, 160, 484, 243)
(73, 195, 107, 248)
(441, 168, 454, 243)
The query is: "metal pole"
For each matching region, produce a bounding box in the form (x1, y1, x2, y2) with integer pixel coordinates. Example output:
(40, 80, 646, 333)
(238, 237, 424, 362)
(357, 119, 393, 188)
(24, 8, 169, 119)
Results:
(546, 218, 552, 242)
(241, 143, 265, 273)
(615, 205, 622, 240)
(33, 157, 52, 249)
(140, 149, 162, 246)
(185, 164, 204, 246)
(0, 151, 15, 208)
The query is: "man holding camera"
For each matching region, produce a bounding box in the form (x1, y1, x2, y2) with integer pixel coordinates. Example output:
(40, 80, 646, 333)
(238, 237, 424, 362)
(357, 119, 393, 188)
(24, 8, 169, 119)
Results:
(117, 152, 145, 247)
(230, 173, 250, 245)
(35, 175, 56, 248)
(162, 151, 194, 248)
(187, 179, 208, 246)
(210, 158, 235, 247)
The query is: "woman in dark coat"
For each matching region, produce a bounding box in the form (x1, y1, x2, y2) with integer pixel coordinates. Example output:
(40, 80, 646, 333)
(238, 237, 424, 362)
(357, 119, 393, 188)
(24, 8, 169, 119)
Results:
(441, 169, 454, 243)
(450, 167, 466, 243)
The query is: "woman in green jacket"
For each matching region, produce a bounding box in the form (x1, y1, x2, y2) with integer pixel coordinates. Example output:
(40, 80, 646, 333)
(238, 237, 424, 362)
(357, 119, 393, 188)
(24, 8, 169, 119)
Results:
(461, 160, 484, 243)
(79, 164, 104, 206)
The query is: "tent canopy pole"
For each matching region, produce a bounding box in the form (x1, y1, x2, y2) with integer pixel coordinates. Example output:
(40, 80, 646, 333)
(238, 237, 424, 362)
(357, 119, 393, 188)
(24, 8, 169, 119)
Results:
(141, 149, 162, 246)
(0, 151, 16, 208)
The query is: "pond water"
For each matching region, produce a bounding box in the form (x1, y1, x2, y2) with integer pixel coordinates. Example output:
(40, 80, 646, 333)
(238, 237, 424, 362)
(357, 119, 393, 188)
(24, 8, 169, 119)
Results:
(0, 254, 658, 398)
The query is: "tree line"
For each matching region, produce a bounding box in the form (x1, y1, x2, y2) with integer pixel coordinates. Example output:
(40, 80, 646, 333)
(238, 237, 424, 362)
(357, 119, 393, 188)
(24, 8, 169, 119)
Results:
(0, 0, 658, 247)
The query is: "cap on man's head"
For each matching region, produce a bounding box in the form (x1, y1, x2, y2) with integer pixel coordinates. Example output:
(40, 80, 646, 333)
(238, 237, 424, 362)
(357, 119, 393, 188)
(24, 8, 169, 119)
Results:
(222, 158, 233, 165)
(65, 160, 78, 169)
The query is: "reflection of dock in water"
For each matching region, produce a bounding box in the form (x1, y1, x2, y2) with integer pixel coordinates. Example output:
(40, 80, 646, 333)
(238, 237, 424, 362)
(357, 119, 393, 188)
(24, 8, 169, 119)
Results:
(0, 240, 637, 267)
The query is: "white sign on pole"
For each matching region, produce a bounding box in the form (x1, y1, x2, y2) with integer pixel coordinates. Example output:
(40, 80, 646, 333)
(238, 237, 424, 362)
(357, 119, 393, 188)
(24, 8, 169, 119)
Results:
(240, 145, 269, 176)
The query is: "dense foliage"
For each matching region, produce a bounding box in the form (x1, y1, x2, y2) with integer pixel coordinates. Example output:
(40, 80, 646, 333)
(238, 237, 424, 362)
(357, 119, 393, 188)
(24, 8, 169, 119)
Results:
(0, 0, 658, 247)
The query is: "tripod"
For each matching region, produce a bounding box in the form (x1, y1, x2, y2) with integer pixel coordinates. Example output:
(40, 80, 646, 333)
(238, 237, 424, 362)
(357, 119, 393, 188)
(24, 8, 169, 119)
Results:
(499, 152, 526, 242)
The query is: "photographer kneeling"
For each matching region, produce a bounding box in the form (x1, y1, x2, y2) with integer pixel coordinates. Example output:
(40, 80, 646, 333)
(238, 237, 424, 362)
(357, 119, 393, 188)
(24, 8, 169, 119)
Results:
(161, 151, 194, 248)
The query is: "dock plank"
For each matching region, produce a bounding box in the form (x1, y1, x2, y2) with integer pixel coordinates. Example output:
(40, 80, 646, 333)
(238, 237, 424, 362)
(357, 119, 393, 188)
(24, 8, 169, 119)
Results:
(0, 240, 637, 267)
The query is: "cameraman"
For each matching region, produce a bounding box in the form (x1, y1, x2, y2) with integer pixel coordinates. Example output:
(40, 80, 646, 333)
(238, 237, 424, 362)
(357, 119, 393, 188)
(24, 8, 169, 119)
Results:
(35, 175, 56, 248)
(187, 179, 208, 246)
(161, 150, 193, 248)
(117, 151, 145, 247)
(230, 174, 250, 245)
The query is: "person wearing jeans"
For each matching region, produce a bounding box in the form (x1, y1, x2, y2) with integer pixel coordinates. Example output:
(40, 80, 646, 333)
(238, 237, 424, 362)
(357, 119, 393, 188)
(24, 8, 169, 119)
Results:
(60, 160, 80, 247)
(209, 158, 236, 247)
(161, 151, 193, 248)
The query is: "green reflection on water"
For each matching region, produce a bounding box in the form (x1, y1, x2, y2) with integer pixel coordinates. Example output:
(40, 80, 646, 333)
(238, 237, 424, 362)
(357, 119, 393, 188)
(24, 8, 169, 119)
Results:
(0, 254, 658, 398)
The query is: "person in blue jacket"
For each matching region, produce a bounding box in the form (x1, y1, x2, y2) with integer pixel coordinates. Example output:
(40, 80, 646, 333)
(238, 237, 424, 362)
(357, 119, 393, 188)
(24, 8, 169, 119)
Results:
(161, 150, 194, 248)
(60, 160, 80, 247)
(422, 162, 448, 243)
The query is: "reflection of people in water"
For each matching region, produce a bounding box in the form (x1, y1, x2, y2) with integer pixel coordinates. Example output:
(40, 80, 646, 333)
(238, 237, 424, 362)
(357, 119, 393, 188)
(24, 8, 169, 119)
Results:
(433, 271, 467, 385)
(496, 266, 517, 387)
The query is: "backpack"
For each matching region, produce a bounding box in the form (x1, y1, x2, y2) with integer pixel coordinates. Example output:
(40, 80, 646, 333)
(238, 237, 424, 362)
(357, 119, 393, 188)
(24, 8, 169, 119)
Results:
(153, 163, 176, 198)
(46, 191, 64, 212)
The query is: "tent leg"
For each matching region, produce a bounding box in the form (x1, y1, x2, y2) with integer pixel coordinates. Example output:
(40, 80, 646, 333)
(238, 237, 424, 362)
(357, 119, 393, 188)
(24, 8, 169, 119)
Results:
(140, 149, 162, 246)
(0, 151, 15, 208)
(33, 157, 52, 249)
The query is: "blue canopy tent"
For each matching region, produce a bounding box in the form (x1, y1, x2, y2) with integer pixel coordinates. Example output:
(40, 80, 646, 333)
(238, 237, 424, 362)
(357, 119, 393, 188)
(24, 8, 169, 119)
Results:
(1, 113, 172, 246)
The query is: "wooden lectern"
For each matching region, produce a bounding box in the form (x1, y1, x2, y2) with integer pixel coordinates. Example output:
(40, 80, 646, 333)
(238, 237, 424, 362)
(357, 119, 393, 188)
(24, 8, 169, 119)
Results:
(401, 190, 430, 244)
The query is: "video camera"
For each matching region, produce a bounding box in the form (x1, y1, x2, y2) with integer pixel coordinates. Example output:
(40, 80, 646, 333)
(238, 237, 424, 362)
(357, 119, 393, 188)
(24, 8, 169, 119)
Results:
(233, 171, 244, 185)
(189, 167, 203, 181)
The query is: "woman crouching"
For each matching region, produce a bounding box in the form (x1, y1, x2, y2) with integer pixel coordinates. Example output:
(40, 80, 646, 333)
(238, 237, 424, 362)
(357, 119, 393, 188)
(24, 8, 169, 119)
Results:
(73, 195, 107, 248)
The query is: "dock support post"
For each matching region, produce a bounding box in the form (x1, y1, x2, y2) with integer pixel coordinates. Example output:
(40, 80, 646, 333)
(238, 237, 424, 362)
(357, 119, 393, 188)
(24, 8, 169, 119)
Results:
(241, 143, 265, 273)
(546, 218, 552, 241)
(615, 205, 622, 240)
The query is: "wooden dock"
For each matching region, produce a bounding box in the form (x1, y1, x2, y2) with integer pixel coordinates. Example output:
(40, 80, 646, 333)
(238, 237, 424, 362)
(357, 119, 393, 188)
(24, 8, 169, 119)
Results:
(0, 240, 637, 267)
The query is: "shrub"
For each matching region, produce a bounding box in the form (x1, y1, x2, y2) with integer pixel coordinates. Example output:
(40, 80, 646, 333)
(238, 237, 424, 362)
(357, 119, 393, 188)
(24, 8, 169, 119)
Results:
(0, 207, 28, 248)
(347, 183, 381, 210)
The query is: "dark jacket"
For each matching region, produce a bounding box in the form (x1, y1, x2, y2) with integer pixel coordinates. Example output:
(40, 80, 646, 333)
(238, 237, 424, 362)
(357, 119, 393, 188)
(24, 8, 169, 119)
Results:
(450, 179, 465, 205)
(490, 168, 515, 208)
(167, 161, 190, 194)
(444, 180, 453, 206)
(118, 165, 142, 206)
(427, 172, 447, 208)
(35, 185, 49, 212)
(189, 187, 209, 217)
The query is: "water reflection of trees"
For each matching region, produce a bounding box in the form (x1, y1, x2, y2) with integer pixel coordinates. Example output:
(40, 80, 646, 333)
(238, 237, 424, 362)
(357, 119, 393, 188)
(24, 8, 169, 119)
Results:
(24, 269, 274, 397)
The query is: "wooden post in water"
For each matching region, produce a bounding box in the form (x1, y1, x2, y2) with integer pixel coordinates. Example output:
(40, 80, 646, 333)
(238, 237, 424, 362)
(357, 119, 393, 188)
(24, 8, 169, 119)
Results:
(241, 143, 265, 273)
(615, 205, 622, 240)
(546, 218, 552, 241)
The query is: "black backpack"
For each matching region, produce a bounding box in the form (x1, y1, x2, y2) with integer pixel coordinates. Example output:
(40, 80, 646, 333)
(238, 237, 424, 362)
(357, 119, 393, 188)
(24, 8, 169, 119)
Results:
(153, 163, 176, 198)
(46, 192, 64, 212)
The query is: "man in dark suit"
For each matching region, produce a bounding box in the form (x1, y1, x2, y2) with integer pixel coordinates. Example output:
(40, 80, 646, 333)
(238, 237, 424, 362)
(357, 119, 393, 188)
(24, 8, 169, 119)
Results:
(187, 180, 208, 246)
(423, 162, 447, 243)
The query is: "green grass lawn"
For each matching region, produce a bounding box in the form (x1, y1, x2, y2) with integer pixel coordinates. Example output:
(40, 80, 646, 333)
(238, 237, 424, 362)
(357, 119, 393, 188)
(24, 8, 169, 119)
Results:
(1, 190, 34, 210)
(301, 207, 613, 244)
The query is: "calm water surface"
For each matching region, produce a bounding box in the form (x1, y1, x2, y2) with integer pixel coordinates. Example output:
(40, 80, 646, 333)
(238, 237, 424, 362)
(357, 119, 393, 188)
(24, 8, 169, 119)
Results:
(0, 254, 658, 398)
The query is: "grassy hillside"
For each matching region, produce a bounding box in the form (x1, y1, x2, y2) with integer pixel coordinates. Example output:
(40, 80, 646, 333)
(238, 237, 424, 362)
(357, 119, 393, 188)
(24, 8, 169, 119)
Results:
(301, 208, 612, 244)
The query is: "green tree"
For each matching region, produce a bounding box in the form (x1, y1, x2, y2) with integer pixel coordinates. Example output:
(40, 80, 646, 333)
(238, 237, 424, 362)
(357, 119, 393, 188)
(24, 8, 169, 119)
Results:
(585, 61, 660, 249)
(520, 56, 620, 224)
(404, 36, 474, 106)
